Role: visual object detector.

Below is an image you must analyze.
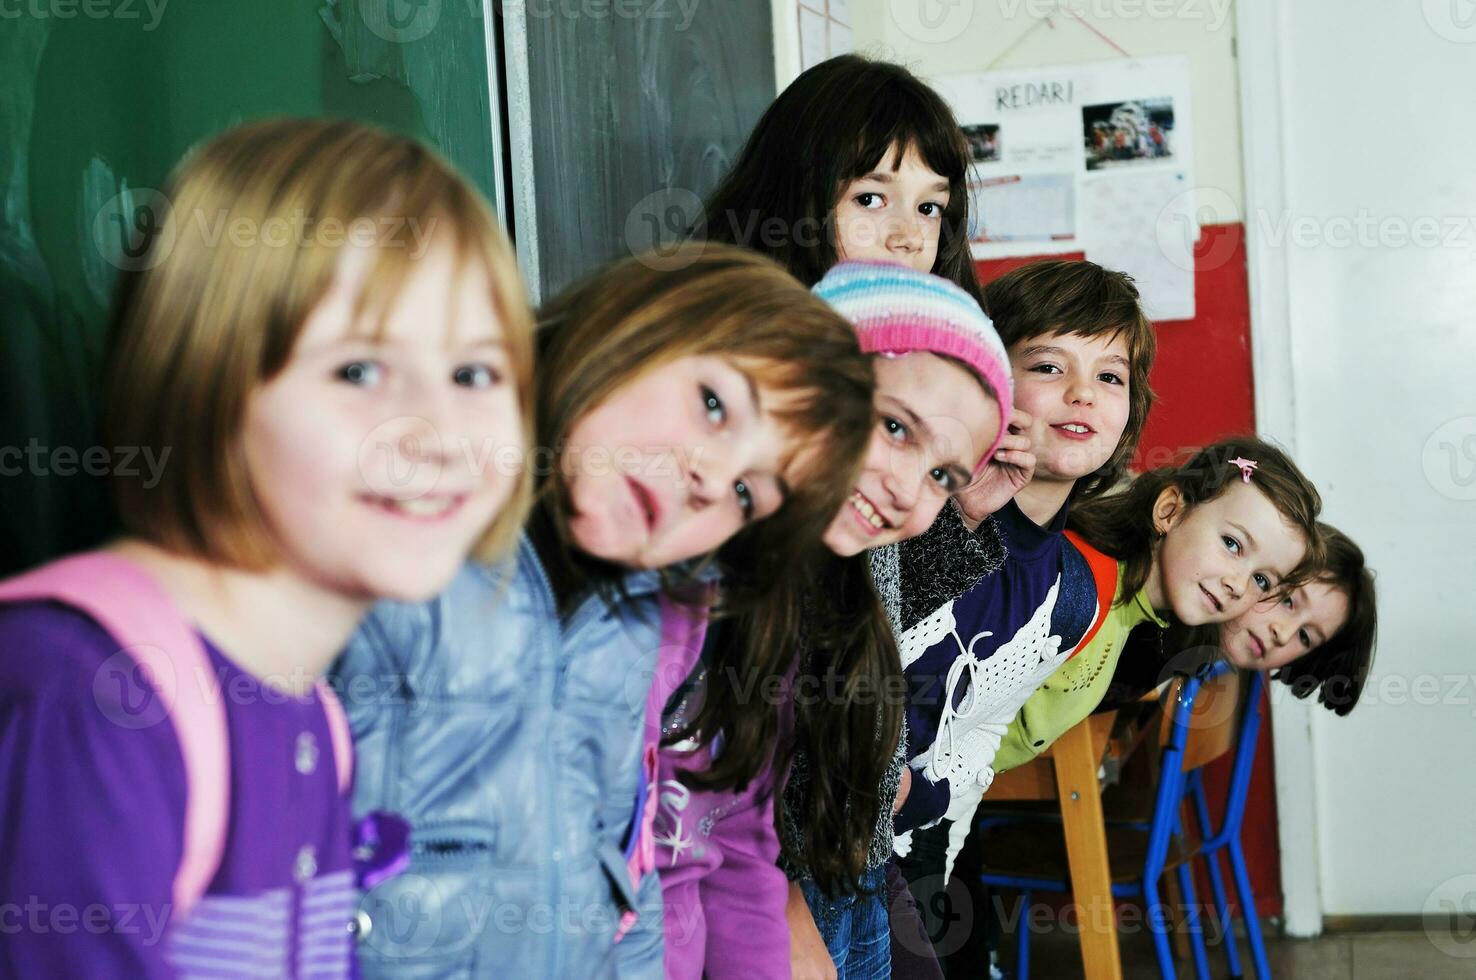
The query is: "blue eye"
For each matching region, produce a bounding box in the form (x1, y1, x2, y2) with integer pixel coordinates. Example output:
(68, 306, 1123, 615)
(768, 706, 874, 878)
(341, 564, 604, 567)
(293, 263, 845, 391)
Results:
(1254, 572, 1272, 592)
(337, 360, 383, 387)
(454, 364, 500, 388)
(930, 467, 956, 491)
(882, 416, 908, 442)
(734, 480, 754, 519)
(701, 385, 726, 426)
(1222, 535, 1242, 555)
(1282, 594, 1296, 609)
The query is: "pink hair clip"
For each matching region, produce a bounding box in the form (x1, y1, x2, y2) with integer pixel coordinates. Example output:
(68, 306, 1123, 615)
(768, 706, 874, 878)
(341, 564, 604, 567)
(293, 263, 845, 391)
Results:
(1229, 457, 1258, 483)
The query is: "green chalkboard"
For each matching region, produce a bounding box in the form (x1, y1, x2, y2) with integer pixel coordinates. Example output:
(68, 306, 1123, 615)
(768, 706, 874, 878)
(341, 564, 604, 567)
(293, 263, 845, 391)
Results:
(0, 1, 503, 573)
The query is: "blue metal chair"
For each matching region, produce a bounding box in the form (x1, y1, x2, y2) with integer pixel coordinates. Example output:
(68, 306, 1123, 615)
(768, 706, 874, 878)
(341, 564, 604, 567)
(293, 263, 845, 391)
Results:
(976, 662, 1272, 979)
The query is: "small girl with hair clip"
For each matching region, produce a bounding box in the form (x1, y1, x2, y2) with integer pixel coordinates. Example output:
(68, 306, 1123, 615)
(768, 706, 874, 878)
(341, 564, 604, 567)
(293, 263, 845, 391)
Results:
(892, 437, 1326, 974)
(0, 118, 536, 976)
(1103, 521, 1377, 717)
(988, 438, 1331, 777)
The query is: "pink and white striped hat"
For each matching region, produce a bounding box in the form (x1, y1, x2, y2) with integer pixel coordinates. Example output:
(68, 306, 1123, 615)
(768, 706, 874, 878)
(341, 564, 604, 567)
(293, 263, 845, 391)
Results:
(813, 260, 1013, 472)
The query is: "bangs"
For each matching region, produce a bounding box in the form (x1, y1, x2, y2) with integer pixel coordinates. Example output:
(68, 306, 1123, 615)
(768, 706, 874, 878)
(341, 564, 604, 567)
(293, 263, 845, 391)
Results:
(843, 90, 970, 184)
(344, 173, 513, 346)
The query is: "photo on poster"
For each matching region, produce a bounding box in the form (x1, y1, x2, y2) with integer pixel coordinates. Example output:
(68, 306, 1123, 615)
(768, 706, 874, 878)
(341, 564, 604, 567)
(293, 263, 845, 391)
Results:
(962, 123, 1001, 163)
(1083, 97, 1175, 170)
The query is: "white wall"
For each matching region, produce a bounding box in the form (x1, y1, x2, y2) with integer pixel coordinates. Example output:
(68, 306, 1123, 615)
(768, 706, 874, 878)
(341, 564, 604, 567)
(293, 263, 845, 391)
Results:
(848, 0, 1244, 215)
(1245, 0, 1476, 917)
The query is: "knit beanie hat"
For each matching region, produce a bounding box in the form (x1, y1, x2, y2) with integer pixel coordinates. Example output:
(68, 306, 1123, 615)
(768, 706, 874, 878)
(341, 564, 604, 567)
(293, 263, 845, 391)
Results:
(813, 260, 1013, 473)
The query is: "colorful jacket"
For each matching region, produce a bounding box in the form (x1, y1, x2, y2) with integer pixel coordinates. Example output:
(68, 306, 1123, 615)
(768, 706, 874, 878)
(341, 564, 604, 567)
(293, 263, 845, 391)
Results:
(893, 501, 1101, 841)
(993, 565, 1168, 772)
(626, 609, 794, 979)
(333, 535, 667, 980)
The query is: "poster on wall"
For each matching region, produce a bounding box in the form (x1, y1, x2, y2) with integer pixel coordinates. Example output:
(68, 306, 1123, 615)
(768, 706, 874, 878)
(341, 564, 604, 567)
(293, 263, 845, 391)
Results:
(933, 56, 1196, 321)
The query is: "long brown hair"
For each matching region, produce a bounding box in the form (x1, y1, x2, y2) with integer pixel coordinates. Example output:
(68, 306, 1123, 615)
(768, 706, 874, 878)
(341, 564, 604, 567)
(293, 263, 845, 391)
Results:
(781, 552, 903, 895)
(698, 54, 980, 298)
(686, 56, 982, 885)
(1069, 437, 1327, 604)
(532, 245, 875, 600)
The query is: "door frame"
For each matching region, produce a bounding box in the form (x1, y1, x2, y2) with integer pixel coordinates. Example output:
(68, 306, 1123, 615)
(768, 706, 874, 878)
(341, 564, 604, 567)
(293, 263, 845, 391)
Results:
(1236, 0, 1323, 938)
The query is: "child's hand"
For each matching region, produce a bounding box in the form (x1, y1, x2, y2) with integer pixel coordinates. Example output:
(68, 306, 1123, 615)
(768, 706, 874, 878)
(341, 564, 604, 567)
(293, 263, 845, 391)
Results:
(788, 882, 839, 980)
(893, 766, 912, 814)
(955, 408, 1037, 527)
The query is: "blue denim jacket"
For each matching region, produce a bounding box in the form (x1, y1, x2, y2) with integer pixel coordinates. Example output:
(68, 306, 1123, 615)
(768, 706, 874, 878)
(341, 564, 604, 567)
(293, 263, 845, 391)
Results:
(333, 534, 666, 979)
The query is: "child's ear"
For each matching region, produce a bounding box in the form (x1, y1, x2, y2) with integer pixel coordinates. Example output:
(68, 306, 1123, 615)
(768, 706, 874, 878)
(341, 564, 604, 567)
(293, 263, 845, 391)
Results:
(1152, 485, 1186, 537)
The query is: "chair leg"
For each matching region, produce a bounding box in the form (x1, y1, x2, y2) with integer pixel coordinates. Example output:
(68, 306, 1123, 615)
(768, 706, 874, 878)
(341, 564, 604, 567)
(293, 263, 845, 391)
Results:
(1228, 838, 1272, 979)
(1174, 862, 1212, 980)
(1143, 877, 1178, 980)
(1200, 851, 1243, 979)
(1162, 856, 1194, 961)
(1015, 888, 1032, 980)
(1191, 779, 1243, 979)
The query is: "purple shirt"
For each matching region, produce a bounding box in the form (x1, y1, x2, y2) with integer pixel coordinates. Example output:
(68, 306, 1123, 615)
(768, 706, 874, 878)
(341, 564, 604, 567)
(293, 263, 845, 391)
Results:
(0, 601, 355, 978)
(642, 612, 794, 980)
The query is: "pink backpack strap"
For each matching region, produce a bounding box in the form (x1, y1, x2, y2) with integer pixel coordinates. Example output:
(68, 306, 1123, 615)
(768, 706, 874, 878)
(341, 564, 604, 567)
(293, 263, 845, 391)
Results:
(315, 679, 354, 795)
(0, 552, 228, 919)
